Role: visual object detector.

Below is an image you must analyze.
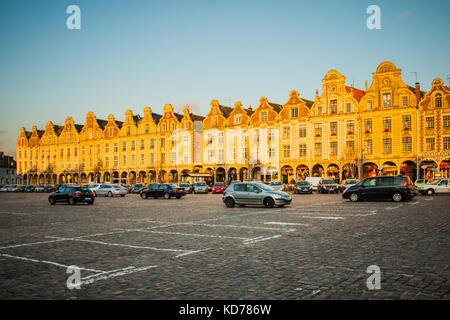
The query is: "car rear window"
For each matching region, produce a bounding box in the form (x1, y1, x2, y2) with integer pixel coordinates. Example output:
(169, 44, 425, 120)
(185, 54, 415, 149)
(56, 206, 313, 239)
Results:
(214, 183, 224, 187)
(323, 180, 336, 184)
(74, 187, 90, 192)
(297, 181, 309, 186)
(234, 184, 247, 192)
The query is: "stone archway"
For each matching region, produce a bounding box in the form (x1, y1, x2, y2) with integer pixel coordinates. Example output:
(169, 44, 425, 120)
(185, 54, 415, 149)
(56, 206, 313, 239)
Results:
(281, 165, 293, 184)
(227, 167, 237, 184)
(400, 161, 417, 181)
(296, 165, 309, 180)
(215, 167, 226, 183)
(326, 164, 340, 182)
(121, 172, 128, 184)
(439, 159, 450, 179)
(342, 163, 358, 180)
(251, 167, 262, 181)
(239, 167, 248, 182)
(363, 162, 378, 178)
(419, 161, 438, 180)
(312, 164, 324, 177)
(266, 166, 278, 182)
(381, 161, 397, 176)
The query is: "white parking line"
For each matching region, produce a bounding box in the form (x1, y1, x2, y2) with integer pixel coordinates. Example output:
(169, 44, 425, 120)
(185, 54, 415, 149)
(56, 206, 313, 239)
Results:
(0, 253, 104, 273)
(0, 239, 68, 250)
(121, 228, 255, 241)
(263, 222, 311, 226)
(181, 222, 296, 232)
(243, 235, 282, 245)
(80, 265, 158, 285)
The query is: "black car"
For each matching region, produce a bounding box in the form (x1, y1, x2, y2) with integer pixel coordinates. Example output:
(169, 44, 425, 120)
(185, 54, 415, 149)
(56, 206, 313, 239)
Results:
(317, 179, 339, 194)
(48, 186, 95, 205)
(131, 184, 145, 194)
(140, 184, 186, 199)
(15, 185, 26, 192)
(343, 175, 414, 202)
(24, 185, 35, 192)
(294, 181, 313, 194)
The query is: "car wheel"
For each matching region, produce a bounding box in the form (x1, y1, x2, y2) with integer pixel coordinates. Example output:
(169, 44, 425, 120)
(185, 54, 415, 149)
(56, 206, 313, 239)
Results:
(176, 196, 181, 199)
(68, 197, 75, 205)
(143, 193, 148, 199)
(426, 189, 434, 196)
(392, 192, 403, 202)
(164, 192, 170, 199)
(278, 205, 285, 208)
(87, 200, 94, 205)
(264, 197, 275, 208)
(225, 197, 235, 208)
(349, 193, 359, 202)
(108, 191, 113, 197)
(239, 204, 245, 207)
(120, 194, 125, 197)
(49, 198, 56, 205)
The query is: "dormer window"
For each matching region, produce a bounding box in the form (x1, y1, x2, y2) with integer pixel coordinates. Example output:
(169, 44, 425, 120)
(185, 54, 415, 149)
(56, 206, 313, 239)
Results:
(89, 129, 93, 139)
(383, 93, 391, 108)
(402, 96, 408, 107)
(291, 107, 298, 118)
(109, 128, 113, 137)
(330, 100, 337, 114)
(212, 117, 218, 128)
(127, 127, 131, 136)
(235, 115, 241, 124)
(317, 106, 322, 116)
(260, 111, 267, 122)
(435, 93, 442, 108)
(367, 100, 373, 111)
(162, 124, 166, 132)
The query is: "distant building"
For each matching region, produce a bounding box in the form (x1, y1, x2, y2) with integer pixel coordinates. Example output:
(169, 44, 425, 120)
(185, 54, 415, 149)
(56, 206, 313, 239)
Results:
(0, 152, 17, 185)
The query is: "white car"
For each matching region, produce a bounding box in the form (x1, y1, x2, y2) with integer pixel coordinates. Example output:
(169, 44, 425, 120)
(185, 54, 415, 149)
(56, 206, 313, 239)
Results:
(87, 184, 102, 196)
(305, 177, 323, 191)
(95, 184, 127, 197)
(419, 179, 450, 196)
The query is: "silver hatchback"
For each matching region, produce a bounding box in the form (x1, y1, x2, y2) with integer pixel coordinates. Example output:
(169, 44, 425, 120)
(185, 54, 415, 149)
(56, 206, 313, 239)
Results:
(95, 184, 127, 197)
(222, 182, 292, 208)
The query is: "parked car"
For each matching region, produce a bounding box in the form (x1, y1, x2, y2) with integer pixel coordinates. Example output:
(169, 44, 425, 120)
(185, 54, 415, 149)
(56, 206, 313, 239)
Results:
(305, 177, 323, 191)
(414, 179, 429, 187)
(43, 185, 54, 192)
(131, 183, 145, 194)
(35, 185, 46, 192)
(0, 185, 9, 192)
(24, 185, 35, 192)
(343, 175, 414, 202)
(223, 182, 291, 208)
(269, 181, 283, 191)
(15, 185, 26, 192)
(192, 182, 209, 194)
(418, 178, 450, 196)
(7, 185, 19, 192)
(121, 184, 132, 193)
(95, 184, 127, 197)
(294, 181, 313, 194)
(48, 186, 95, 205)
(211, 182, 225, 194)
(179, 183, 192, 194)
(140, 184, 186, 199)
(318, 179, 339, 194)
(340, 179, 360, 192)
(87, 184, 102, 196)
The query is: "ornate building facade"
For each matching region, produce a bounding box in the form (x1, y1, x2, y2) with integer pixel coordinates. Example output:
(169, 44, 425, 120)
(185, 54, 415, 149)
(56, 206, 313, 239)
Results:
(16, 61, 450, 185)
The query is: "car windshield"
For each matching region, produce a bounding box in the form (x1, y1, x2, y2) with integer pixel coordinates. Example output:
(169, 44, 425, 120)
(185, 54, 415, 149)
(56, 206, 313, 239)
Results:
(180, 184, 189, 187)
(345, 180, 358, 184)
(112, 185, 123, 189)
(213, 183, 224, 187)
(197, 183, 206, 186)
(270, 181, 282, 185)
(323, 180, 336, 184)
(169, 184, 178, 188)
(297, 181, 310, 186)
(253, 183, 274, 191)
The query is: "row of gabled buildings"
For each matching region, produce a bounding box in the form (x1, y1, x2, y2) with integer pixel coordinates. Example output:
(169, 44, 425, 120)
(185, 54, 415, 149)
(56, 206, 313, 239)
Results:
(16, 61, 450, 185)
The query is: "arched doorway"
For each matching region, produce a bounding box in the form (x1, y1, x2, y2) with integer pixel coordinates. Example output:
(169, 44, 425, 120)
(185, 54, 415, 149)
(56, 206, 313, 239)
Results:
(148, 170, 156, 183)
(39, 174, 45, 185)
(381, 161, 397, 176)
(128, 171, 136, 184)
(138, 171, 147, 184)
(281, 165, 293, 184)
(239, 167, 248, 181)
(228, 167, 237, 184)
(88, 173, 95, 183)
(296, 165, 309, 180)
(46, 174, 51, 184)
(121, 172, 128, 184)
(159, 170, 167, 183)
(419, 161, 438, 179)
(66, 174, 73, 184)
(181, 170, 190, 183)
(58, 174, 65, 184)
(363, 162, 378, 178)
(205, 168, 214, 185)
(80, 173, 87, 184)
(215, 167, 225, 183)
(72, 174, 77, 184)
(342, 163, 357, 180)
(251, 167, 262, 181)
(103, 172, 111, 183)
(400, 161, 417, 181)
(326, 164, 340, 182)
(266, 166, 278, 182)
(312, 164, 324, 177)
(169, 170, 178, 183)
(112, 171, 119, 184)
(439, 160, 450, 178)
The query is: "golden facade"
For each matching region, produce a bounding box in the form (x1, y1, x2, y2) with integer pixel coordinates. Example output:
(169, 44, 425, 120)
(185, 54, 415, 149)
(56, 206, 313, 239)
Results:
(16, 61, 450, 185)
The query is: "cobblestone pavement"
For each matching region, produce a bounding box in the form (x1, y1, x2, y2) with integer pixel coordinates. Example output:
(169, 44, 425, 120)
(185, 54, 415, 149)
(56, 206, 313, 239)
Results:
(0, 191, 448, 299)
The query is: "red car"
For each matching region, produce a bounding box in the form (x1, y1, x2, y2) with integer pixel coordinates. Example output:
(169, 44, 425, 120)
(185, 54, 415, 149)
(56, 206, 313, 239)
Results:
(211, 182, 225, 194)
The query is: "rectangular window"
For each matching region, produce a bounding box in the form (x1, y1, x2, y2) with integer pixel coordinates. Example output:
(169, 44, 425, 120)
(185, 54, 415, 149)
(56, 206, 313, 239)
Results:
(74, 148, 77, 157)
(145, 124, 149, 133)
(402, 96, 408, 107)
(443, 116, 450, 128)
(347, 120, 355, 133)
(330, 100, 337, 113)
(364, 119, 372, 133)
(218, 132, 224, 144)
(109, 128, 113, 137)
(383, 117, 391, 131)
(364, 140, 373, 155)
(150, 153, 154, 164)
(114, 143, 118, 153)
(269, 147, 275, 159)
(231, 147, 236, 160)
(346, 103, 351, 113)
(383, 138, 392, 154)
(131, 141, 135, 151)
(314, 142, 322, 156)
(171, 151, 176, 163)
(402, 137, 412, 153)
(131, 154, 135, 165)
(212, 117, 218, 128)
(122, 142, 126, 152)
(114, 156, 118, 167)
(160, 138, 165, 148)
(150, 138, 154, 149)
(127, 127, 131, 136)
(241, 133, 246, 143)
(402, 115, 411, 130)
(141, 154, 144, 165)
(122, 156, 126, 166)
(161, 153, 165, 164)
(426, 138, 435, 151)
(235, 115, 241, 124)
(268, 129, 275, 142)
(367, 101, 372, 111)
(426, 117, 435, 129)
(314, 123, 322, 136)
(283, 145, 290, 158)
(346, 141, 355, 154)
(207, 133, 212, 145)
(291, 107, 298, 118)
(317, 106, 322, 116)
(105, 144, 109, 153)
(260, 111, 267, 122)
(241, 147, 247, 160)
(330, 122, 338, 135)
(183, 152, 188, 164)
(299, 144, 307, 157)
(140, 139, 145, 150)
(330, 142, 338, 155)
(97, 144, 100, 154)
(383, 93, 391, 108)
(218, 149, 224, 162)
(443, 137, 450, 150)
(299, 126, 306, 138)
(282, 126, 290, 139)
(207, 150, 213, 162)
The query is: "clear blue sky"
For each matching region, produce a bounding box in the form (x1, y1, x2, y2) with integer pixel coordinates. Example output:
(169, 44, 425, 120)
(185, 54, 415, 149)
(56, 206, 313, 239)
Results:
(1, 0, 449, 157)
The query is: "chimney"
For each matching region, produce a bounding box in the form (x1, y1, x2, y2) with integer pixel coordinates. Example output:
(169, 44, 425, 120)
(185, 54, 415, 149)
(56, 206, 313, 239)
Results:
(415, 82, 421, 105)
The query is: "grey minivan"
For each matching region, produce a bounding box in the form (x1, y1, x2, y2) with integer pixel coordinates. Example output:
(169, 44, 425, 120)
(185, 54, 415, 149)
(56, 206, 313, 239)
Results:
(222, 182, 291, 208)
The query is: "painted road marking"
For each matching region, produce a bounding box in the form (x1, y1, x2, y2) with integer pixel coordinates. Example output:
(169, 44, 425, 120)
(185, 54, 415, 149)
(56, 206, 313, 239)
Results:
(80, 265, 158, 285)
(263, 222, 311, 226)
(181, 222, 296, 232)
(243, 235, 282, 245)
(121, 228, 257, 241)
(0, 238, 68, 250)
